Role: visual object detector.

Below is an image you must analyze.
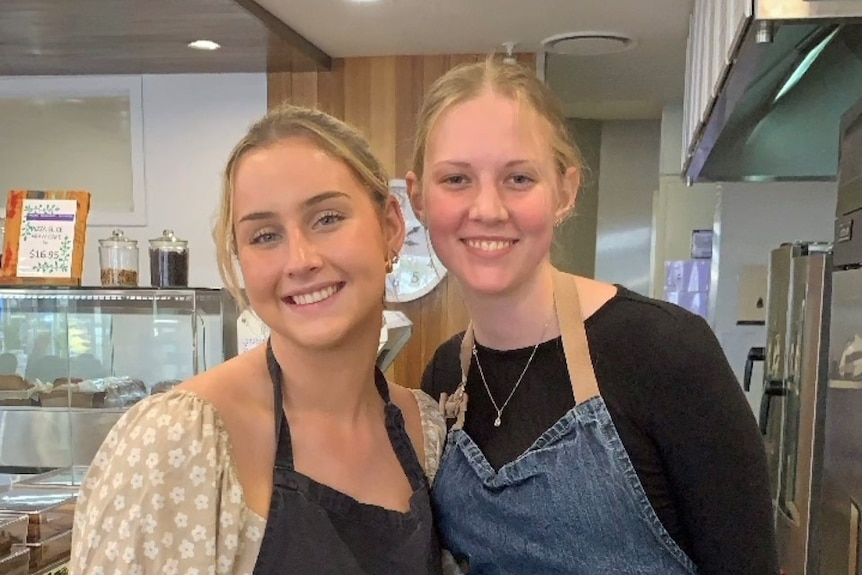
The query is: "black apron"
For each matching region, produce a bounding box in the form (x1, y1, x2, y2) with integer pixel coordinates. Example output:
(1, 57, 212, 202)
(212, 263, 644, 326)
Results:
(252, 341, 442, 575)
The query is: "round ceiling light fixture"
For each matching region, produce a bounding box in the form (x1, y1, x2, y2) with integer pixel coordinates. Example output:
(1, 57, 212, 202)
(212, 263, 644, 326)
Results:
(188, 40, 221, 51)
(541, 32, 636, 56)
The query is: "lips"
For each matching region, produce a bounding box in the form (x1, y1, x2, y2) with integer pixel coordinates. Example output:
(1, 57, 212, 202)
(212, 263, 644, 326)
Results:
(463, 239, 517, 252)
(285, 283, 344, 306)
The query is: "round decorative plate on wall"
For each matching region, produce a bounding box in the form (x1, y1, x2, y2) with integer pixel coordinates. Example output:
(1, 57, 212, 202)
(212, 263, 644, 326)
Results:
(385, 179, 446, 303)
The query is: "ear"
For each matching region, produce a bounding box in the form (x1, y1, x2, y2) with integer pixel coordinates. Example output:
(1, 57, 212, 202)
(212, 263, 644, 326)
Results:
(555, 166, 580, 223)
(406, 171, 426, 226)
(382, 194, 406, 260)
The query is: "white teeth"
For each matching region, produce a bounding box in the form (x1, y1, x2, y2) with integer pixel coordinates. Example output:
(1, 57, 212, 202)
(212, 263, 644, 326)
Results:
(466, 239, 513, 252)
(292, 285, 339, 306)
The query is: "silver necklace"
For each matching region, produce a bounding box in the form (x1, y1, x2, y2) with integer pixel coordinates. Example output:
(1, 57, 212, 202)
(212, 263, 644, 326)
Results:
(472, 317, 551, 428)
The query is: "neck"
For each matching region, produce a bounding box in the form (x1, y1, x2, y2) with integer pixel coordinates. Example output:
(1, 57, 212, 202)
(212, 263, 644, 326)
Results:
(461, 260, 560, 350)
(268, 315, 382, 421)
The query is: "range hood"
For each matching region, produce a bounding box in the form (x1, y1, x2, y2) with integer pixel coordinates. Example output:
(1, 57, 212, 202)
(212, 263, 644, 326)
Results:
(684, 0, 862, 183)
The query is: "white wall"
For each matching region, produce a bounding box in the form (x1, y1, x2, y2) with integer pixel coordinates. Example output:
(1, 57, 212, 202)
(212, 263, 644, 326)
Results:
(595, 120, 662, 294)
(83, 73, 267, 287)
(711, 181, 837, 412)
(659, 103, 685, 176)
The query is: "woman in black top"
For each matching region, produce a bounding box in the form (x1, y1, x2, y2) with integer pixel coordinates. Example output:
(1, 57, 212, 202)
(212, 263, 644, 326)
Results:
(407, 58, 778, 575)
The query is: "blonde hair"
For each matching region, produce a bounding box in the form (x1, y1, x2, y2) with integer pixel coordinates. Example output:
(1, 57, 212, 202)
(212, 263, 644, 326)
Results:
(411, 57, 583, 211)
(215, 104, 391, 307)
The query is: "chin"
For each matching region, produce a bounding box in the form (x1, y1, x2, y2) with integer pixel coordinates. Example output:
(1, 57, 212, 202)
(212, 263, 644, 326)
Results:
(283, 321, 356, 351)
(458, 271, 521, 297)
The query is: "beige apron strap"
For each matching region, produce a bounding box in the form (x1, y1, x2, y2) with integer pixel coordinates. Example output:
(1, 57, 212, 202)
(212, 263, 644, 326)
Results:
(460, 325, 474, 386)
(551, 269, 600, 404)
(436, 325, 472, 429)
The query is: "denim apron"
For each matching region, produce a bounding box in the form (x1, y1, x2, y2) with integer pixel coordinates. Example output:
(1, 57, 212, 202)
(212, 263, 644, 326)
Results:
(432, 270, 699, 575)
(253, 341, 442, 575)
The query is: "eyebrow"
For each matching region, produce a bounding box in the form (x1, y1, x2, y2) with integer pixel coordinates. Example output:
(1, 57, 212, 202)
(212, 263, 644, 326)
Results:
(432, 159, 536, 169)
(236, 190, 350, 224)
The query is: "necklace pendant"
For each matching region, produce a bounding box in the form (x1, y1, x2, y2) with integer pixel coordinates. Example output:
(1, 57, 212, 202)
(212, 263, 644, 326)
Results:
(494, 416, 502, 427)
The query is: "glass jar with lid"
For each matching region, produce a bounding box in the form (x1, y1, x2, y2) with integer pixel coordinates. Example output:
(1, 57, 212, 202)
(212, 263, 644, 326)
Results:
(98, 229, 139, 287)
(149, 229, 189, 288)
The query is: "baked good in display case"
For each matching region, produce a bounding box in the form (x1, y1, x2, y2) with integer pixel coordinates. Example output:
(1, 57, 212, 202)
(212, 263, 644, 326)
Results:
(0, 545, 29, 575)
(0, 488, 76, 543)
(151, 379, 182, 395)
(38, 376, 148, 408)
(12, 529, 72, 573)
(0, 516, 28, 557)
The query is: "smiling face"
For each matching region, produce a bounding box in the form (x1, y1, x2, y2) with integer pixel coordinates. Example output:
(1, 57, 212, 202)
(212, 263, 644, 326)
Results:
(411, 90, 574, 297)
(232, 137, 404, 350)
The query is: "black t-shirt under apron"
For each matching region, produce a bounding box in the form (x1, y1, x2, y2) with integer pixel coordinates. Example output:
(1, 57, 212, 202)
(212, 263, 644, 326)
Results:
(422, 286, 778, 575)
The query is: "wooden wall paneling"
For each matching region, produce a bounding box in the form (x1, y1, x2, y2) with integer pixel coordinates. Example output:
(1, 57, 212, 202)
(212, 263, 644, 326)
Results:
(316, 59, 345, 119)
(368, 57, 399, 177)
(343, 58, 374, 146)
(267, 72, 292, 108)
(288, 72, 319, 108)
(266, 54, 534, 388)
(394, 56, 423, 178)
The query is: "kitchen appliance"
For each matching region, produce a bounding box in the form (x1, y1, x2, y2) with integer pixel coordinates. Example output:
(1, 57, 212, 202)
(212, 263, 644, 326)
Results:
(817, 97, 862, 575)
(745, 240, 831, 575)
(684, 0, 862, 183)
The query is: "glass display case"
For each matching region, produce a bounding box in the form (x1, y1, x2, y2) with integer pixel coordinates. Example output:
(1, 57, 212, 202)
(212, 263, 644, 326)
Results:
(0, 287, 238, 473)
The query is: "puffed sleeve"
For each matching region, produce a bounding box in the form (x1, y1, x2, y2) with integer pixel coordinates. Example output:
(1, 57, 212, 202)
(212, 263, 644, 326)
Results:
(71, 389, 260, 575)
(410, 389, 446, 484)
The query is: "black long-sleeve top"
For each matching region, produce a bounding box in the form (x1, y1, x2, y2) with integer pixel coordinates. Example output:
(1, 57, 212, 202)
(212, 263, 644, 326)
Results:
(422, 286, 779, 575)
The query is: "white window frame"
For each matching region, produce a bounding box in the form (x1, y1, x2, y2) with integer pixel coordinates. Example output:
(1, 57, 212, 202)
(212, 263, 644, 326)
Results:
(0, 75, 147, 226)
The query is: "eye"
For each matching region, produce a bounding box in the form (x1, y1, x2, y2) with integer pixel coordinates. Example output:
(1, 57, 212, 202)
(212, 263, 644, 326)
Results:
(507, 173, 536, 188)
(249, 230, 280, 245)
(313, 211, 345, 229)
(440, 174, 470, 187)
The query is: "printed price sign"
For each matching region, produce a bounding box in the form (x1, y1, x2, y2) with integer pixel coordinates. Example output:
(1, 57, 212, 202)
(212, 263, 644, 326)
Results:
(15, 199, 77, 277)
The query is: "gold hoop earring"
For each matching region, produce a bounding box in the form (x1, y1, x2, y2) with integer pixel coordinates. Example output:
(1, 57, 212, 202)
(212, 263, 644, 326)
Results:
(385, 253, 399, 274)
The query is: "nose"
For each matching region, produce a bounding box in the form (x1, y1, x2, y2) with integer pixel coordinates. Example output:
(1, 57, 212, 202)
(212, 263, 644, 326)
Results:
(283, 228, 323, 277)
(468, 179, 509, 223)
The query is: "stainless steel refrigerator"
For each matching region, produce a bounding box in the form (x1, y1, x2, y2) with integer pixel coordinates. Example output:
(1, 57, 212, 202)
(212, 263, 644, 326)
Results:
(747, 241, 831, 575)
(817, 98, 862, 575)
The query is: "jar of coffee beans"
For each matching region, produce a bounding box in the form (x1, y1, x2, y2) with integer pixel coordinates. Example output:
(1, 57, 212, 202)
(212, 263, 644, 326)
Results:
(99, 229, 139, 287)
(149, 229, 189, 288)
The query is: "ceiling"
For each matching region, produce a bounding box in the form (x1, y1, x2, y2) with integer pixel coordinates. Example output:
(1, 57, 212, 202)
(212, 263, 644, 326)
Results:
(255, 0, 694, 119)
(0, 0, 693, 119)
(0, 0, 329, 75)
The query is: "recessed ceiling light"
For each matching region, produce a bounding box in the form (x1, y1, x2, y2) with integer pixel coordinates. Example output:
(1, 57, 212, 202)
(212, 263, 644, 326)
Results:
(188, 40, 221, 51)
(542, 32, 636, 56)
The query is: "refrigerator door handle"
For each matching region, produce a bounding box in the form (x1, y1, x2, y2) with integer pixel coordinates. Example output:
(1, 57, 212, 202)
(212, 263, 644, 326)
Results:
(743, 346, 766, 391)
(758, 378, 787, 436)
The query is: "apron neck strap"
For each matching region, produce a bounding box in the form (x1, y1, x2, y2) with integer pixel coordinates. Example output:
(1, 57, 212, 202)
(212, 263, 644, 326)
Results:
(459, 268, 600, 405)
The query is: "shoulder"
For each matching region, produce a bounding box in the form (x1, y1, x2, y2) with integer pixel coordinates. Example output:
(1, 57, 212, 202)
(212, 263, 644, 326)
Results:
(80, 389, 239, 507)
(421, 332, 465, 398)
(179, 345, 271, 411)
(586, 285, 716, 351)
(72, 389, 257, 573)
(389, 385, 446, 483)
(409, 388, 446, 483)
(587, 286, 738, 421)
